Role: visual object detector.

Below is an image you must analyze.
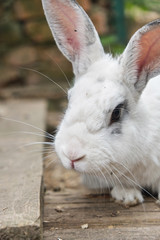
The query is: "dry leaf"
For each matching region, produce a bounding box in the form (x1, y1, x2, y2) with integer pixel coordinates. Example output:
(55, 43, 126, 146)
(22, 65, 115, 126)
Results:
(81, 223, 89, 229)
(108, 225, 114, 229)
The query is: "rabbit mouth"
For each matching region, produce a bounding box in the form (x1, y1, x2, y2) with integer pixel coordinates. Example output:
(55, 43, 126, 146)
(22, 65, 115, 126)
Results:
(71, 156, 85, 169)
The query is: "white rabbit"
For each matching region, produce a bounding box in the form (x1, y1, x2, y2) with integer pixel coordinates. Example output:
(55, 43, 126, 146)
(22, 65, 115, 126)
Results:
(42, 0, 160, 206)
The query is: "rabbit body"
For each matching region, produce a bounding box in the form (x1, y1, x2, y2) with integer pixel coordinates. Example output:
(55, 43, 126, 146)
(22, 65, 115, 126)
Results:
(42, 0, 160, 205)
(55, 57, 160, 205)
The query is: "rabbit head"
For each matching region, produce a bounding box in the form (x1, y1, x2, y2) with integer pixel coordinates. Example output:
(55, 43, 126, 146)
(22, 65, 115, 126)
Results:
(42, 0, 160, 175)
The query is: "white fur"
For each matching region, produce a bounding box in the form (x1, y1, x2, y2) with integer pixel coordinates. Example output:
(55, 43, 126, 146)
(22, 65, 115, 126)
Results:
(55, 61, 160, 205)
(42, 0, 160, 206)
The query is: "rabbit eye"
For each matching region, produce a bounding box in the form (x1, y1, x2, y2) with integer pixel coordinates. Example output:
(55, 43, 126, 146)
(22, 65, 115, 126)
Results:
(110, 103, 124, 125)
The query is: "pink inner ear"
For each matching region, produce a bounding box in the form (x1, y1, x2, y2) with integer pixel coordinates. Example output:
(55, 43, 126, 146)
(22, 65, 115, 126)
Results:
(51, 0, 82, 54)
(137, 27, 160, 76)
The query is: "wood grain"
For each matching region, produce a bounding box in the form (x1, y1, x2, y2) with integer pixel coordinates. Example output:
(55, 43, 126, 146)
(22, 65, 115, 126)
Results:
(0, 100, 47, 239)
(43, 162, 160, 240)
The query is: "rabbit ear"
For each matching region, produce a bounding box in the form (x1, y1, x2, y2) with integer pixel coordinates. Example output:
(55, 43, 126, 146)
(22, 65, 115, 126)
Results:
(42, 0, 104, 76)
(122, 20, 160, 93)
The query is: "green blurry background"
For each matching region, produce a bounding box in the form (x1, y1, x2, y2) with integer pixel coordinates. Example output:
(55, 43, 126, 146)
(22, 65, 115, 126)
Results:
(0, 0, 160, 125)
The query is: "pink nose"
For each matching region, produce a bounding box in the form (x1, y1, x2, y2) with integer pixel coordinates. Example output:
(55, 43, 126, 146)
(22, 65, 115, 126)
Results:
(71, 155, 85, 169)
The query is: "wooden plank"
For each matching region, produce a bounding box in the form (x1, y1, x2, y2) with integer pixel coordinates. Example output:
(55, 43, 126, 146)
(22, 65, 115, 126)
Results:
(43, 161, 160, 240)
(44, 227, 160, 240)
(0, 100, 47, 239)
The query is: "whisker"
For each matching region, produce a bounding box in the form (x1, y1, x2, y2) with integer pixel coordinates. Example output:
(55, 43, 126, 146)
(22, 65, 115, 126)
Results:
(107, 164, 127, 194)
(110, 164, 158, 201)
(19, 142, 54, 149)
(19, 67, 67, 94)
(0, 116, 53, 140)
(84, 169, 103, 194)
(92, 162, 112, 194)
(100, 164, 114, 190)
(44, 158, 58, 169)
(47, 53, 71, 88)
(0, 131, 54, 140)
(27, 149, 54, 155)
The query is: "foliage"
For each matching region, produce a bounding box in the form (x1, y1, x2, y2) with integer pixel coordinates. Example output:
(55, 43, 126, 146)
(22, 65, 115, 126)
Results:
(101, 0, 160, 55)
(125, 0, 160, 12)
(100, 35, 125, 55)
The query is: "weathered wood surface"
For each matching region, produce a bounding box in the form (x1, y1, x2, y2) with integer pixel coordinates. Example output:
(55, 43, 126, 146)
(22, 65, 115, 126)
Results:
(43, 160, 160, 240)
(0, 100, 47, 239)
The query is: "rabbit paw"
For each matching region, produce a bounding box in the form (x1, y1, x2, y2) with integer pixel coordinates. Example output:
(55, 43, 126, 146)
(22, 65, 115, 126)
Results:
(111, 186, 144, 207)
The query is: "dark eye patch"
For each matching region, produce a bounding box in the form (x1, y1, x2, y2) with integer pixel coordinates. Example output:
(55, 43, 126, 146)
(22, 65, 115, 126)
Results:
(111, 127, 121, 135)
